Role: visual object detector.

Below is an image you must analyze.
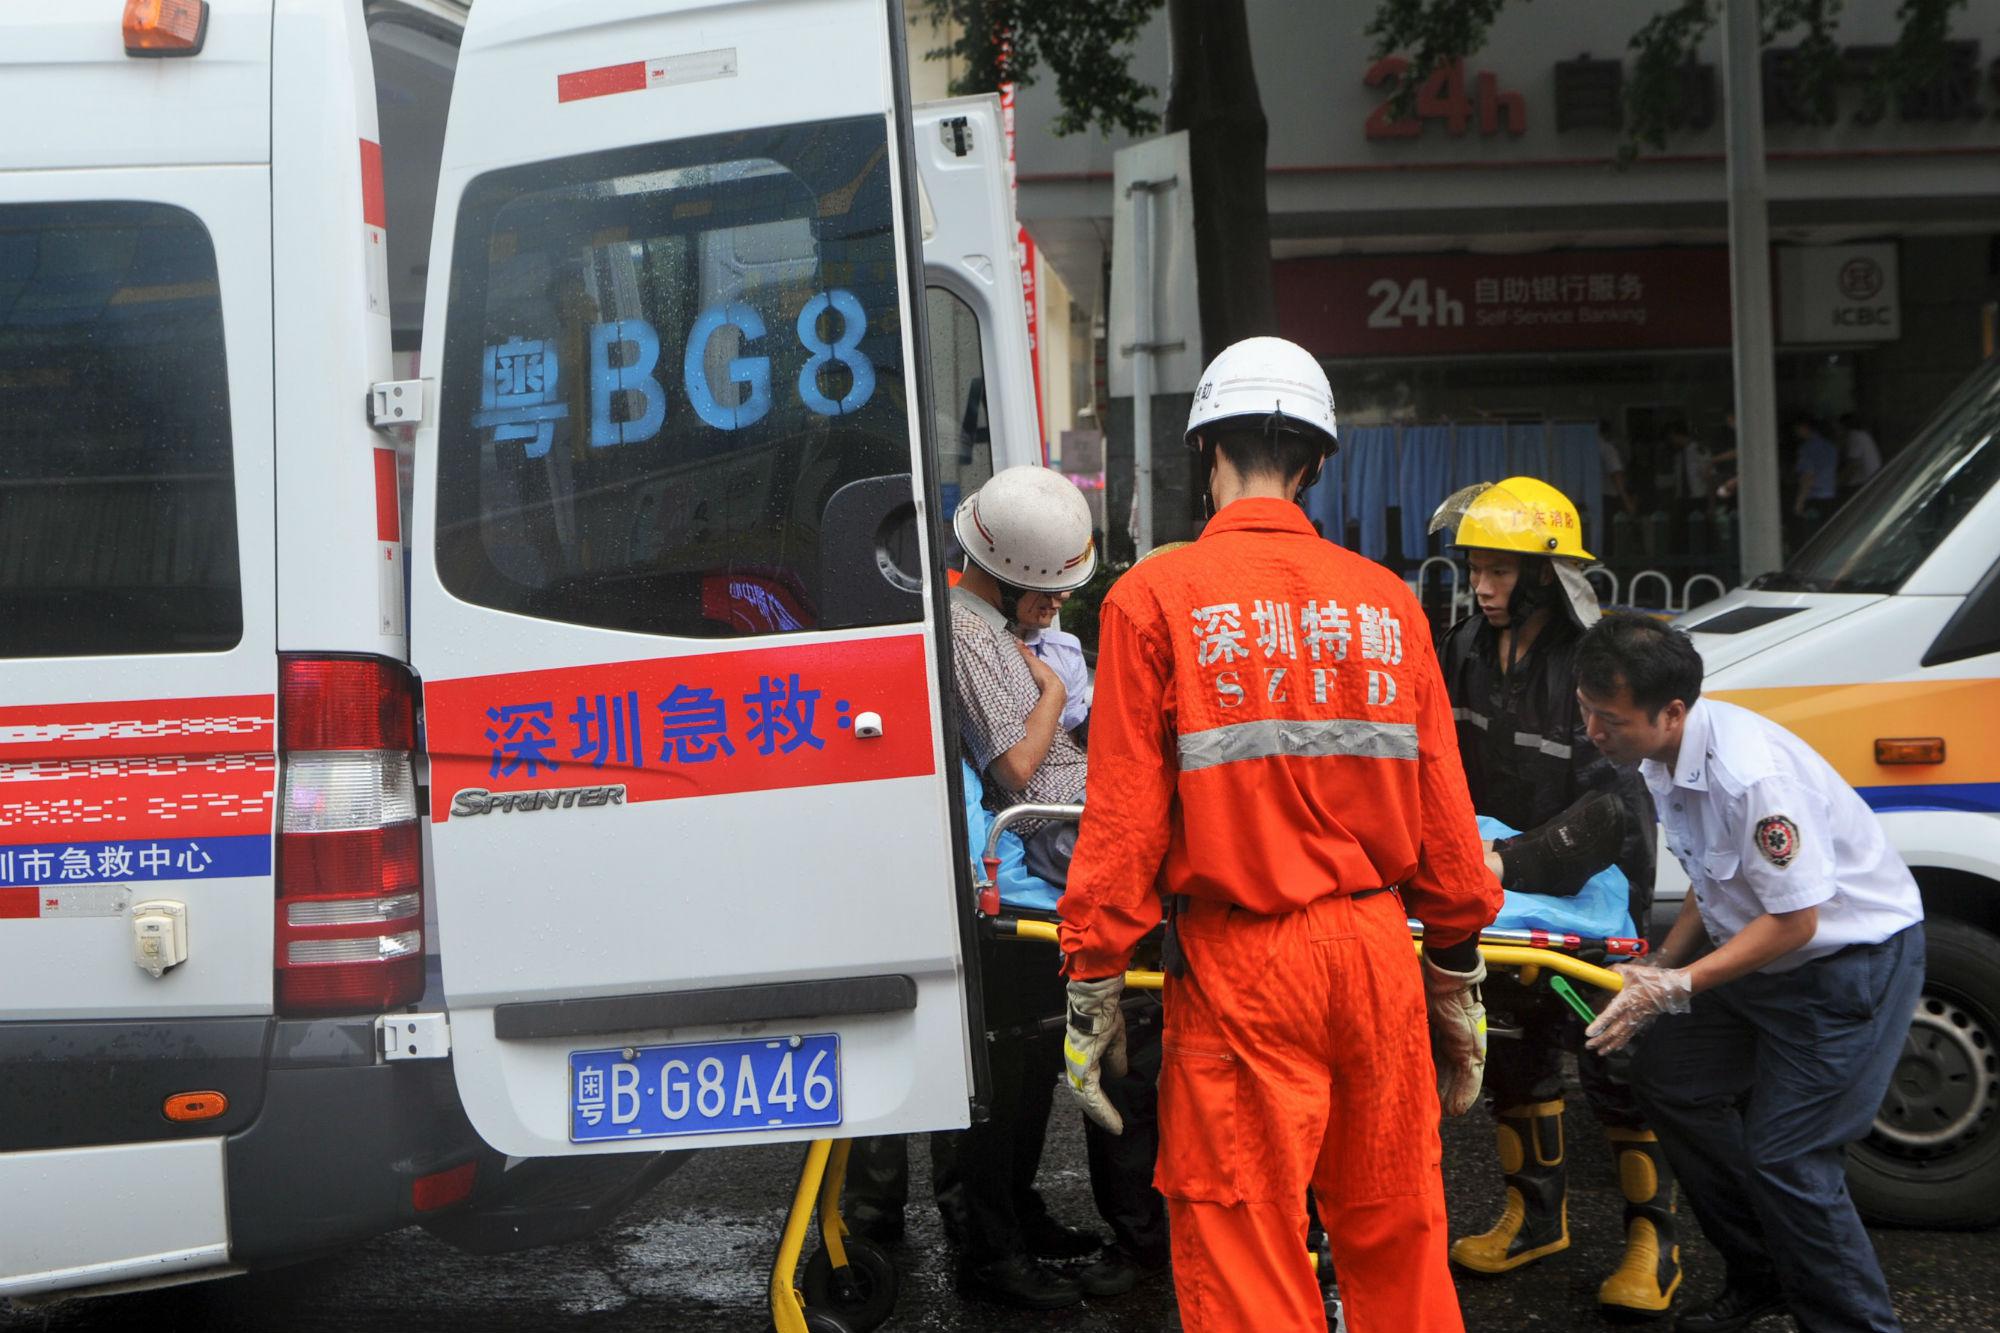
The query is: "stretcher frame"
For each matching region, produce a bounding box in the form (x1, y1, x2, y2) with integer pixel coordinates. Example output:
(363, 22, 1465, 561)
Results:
(766, 805, 1640, 1331)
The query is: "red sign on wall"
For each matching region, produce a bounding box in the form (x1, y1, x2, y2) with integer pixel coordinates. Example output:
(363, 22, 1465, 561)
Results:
(1275, 248, 1732, 358)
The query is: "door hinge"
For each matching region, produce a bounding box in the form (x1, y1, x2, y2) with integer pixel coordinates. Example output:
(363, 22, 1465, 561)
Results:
(939, 116, 972, 157)
(369, 379, 426, 429)
(378, 1012, 451, 1062)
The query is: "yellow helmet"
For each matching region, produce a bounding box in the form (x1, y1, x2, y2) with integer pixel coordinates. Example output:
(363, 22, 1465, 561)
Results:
(1430, 476, 1594, 562)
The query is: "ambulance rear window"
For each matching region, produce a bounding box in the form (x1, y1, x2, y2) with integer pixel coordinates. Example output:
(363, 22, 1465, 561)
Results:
(435, 116, 921, 639)
(0, 201, 240, 658)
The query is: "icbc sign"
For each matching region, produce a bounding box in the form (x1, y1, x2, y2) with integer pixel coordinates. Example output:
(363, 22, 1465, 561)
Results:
(1778, 244, 1901, 343)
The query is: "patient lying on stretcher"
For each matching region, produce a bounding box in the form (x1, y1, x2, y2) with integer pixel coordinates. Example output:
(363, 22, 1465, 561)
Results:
(1474, 793, 1640, 940)
(1478, 789, 1626, 896)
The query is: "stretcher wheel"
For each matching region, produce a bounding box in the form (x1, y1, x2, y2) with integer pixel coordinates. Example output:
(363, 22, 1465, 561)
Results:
(803, 1236, 898, 1331)
(767, 1313, 854, 1333)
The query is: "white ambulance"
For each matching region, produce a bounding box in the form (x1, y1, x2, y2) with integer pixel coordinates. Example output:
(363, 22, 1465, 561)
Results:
(2, 0, 1041, 1300)
(1664, 358, 2000, 1227)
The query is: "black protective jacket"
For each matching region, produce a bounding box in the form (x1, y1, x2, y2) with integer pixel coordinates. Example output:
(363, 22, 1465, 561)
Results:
(1437, 612, 1656, 921)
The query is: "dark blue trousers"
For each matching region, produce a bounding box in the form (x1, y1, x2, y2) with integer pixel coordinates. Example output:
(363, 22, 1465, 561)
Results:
(1630, 925, 1924, 1333)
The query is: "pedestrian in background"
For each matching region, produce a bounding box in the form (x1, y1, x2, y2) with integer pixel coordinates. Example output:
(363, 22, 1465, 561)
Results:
(1840, 412, 1884, 503)
(1791, 416, 1841, 539)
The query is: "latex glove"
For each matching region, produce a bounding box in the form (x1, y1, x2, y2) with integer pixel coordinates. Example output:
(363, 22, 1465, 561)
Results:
(1422, 954, 1488, 1117)
(1584, 965, 1693, 1055)
(1063, 975, 1129, 1135)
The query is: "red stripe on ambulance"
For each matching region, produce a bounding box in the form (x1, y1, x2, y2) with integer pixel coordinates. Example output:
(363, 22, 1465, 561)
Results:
(0, 888, 35, 920)
(359, 139, 386, 230)
(373, 447, 400, 542)
(0, 695, 275, 762)
(423, 634, 938, 823)
(557, 60, 647, 103)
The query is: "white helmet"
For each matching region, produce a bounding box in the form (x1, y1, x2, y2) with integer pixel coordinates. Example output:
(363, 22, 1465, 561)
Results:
(1184, 336, 1338, 457)
(954, 466, 1097, 593)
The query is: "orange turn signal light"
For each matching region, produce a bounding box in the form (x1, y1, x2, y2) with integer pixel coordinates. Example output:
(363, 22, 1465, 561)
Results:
(1876, 737, 1945, 766)
(123, 0, 209, 58)
(163, 1090, 228, 1122)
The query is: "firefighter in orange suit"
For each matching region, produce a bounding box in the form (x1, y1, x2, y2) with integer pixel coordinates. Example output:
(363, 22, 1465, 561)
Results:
(1057, 337, 1503, 1333)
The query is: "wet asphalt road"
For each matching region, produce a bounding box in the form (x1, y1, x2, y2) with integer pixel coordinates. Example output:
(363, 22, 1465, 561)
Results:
(9, 1090, 1998, 1333)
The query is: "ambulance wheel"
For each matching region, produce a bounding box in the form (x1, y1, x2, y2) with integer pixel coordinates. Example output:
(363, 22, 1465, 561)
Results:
(802, 1237, 898, 1330)
(1849, 919, 2000, 1228)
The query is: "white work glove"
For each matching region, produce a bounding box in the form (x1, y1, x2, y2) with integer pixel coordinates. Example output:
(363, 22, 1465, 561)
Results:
(1063, 975, 1129, 1135)
(1423, 954, 1488, 1117)
(1585, 965, 1693, 1055)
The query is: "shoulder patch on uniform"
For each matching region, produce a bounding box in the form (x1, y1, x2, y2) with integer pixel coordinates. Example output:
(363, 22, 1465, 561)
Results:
(1754, 814, 1800, 869)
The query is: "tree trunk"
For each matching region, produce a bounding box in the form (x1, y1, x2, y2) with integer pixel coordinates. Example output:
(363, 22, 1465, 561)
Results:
(1164, 0, 1276, 356)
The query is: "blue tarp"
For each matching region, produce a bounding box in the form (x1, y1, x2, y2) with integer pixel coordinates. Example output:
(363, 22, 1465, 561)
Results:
(1507, 422, 1547, 478)
(1453, 423, 1509, 492)
(1481, 814, 1637, 939)
(1549, 420, 1606, 556)
(962, 761, 1062, 913)
(1398, 424, 1454, 562)
(1342, 425, 1397, 561)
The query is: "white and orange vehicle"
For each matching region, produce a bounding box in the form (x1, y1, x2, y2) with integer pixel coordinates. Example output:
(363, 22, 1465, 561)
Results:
(1, 0, 1044, 1304)
(1664, 358, 2000, 1227)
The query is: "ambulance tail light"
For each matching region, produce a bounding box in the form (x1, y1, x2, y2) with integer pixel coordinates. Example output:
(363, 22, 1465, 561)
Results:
(122, 0, 209, 57)
(277, 656, 423, 1016)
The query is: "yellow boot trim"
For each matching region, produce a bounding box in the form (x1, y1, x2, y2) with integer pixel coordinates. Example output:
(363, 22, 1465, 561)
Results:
(1496, 1123, 1525, 1174)
(1605, 1128, 1660, 1144)
(1449, 1191, 1571, 1275)
(1617, 1147, 1660, 1204)
(1597, 1219, 1684, 1314)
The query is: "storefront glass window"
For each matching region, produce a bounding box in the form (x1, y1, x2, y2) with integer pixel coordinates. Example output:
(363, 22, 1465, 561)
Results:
(1762, 361, 2000, 595)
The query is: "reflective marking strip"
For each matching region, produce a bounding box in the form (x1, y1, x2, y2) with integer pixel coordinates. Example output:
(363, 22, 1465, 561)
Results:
(1452, 707, 1489, 731)
(1513, 731, 1574, 760)
(1178, 718, 1419, 772)
(557, 60, 647, 102)
(358, 139, 385, 229)
(557, 50, 739, 103)
(374, 447, 400, 542)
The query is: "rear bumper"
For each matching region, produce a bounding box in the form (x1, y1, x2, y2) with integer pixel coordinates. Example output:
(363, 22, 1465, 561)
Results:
(225, 1042, 488, 1267)
(1, 1007, 491, 1294)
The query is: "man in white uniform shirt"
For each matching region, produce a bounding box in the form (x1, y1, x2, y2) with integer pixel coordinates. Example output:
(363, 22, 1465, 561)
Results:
(1576, 615, 1924, 1333)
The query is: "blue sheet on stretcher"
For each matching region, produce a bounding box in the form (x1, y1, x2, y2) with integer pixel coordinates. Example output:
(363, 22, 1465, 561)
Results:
(962, 779, 1636, 934)
(963, 761, 1063, 914)
(1481, 815, 1638, 940)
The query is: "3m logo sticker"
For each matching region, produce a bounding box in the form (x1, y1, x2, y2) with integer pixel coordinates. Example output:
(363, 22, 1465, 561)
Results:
(1754, 814, 1800, 869)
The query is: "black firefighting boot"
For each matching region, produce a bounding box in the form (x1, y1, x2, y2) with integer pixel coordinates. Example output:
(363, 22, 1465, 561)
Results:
(1597, 1128, 1683, 1318)
(1449, 1100, 1569, 1274)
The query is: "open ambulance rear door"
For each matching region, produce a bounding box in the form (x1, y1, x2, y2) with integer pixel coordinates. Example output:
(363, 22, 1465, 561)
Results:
(409, 0, 982, 1157)
(915, 94, 1043, 505)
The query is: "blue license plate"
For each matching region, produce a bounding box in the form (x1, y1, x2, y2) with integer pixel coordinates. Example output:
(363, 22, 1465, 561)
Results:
(568, 1033, 841, 1143)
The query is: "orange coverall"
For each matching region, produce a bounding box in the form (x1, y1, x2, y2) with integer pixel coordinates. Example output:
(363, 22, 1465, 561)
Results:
(1059, 497, 1501, 1333)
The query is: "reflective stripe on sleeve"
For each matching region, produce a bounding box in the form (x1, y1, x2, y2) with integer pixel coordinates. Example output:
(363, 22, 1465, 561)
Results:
(1452, 706, 1490, 730)
(1178, 717, 1419, 772)
(1512, 731, 1574, 760)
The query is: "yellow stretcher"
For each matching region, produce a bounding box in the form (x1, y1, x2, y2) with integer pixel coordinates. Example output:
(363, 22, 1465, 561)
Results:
(996, 913, 1630, 996)
(766, 810, 1635, 1331)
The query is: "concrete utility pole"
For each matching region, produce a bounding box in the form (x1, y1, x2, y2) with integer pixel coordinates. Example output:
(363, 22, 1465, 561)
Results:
(1721, 0, 1785, 583)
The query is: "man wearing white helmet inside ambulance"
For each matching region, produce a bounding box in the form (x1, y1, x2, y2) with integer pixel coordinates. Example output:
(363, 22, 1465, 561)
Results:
(1058, 337, 1500, 1331)
(933, 465, 1168, 1309)
(1430, 479, 1678, 1317)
